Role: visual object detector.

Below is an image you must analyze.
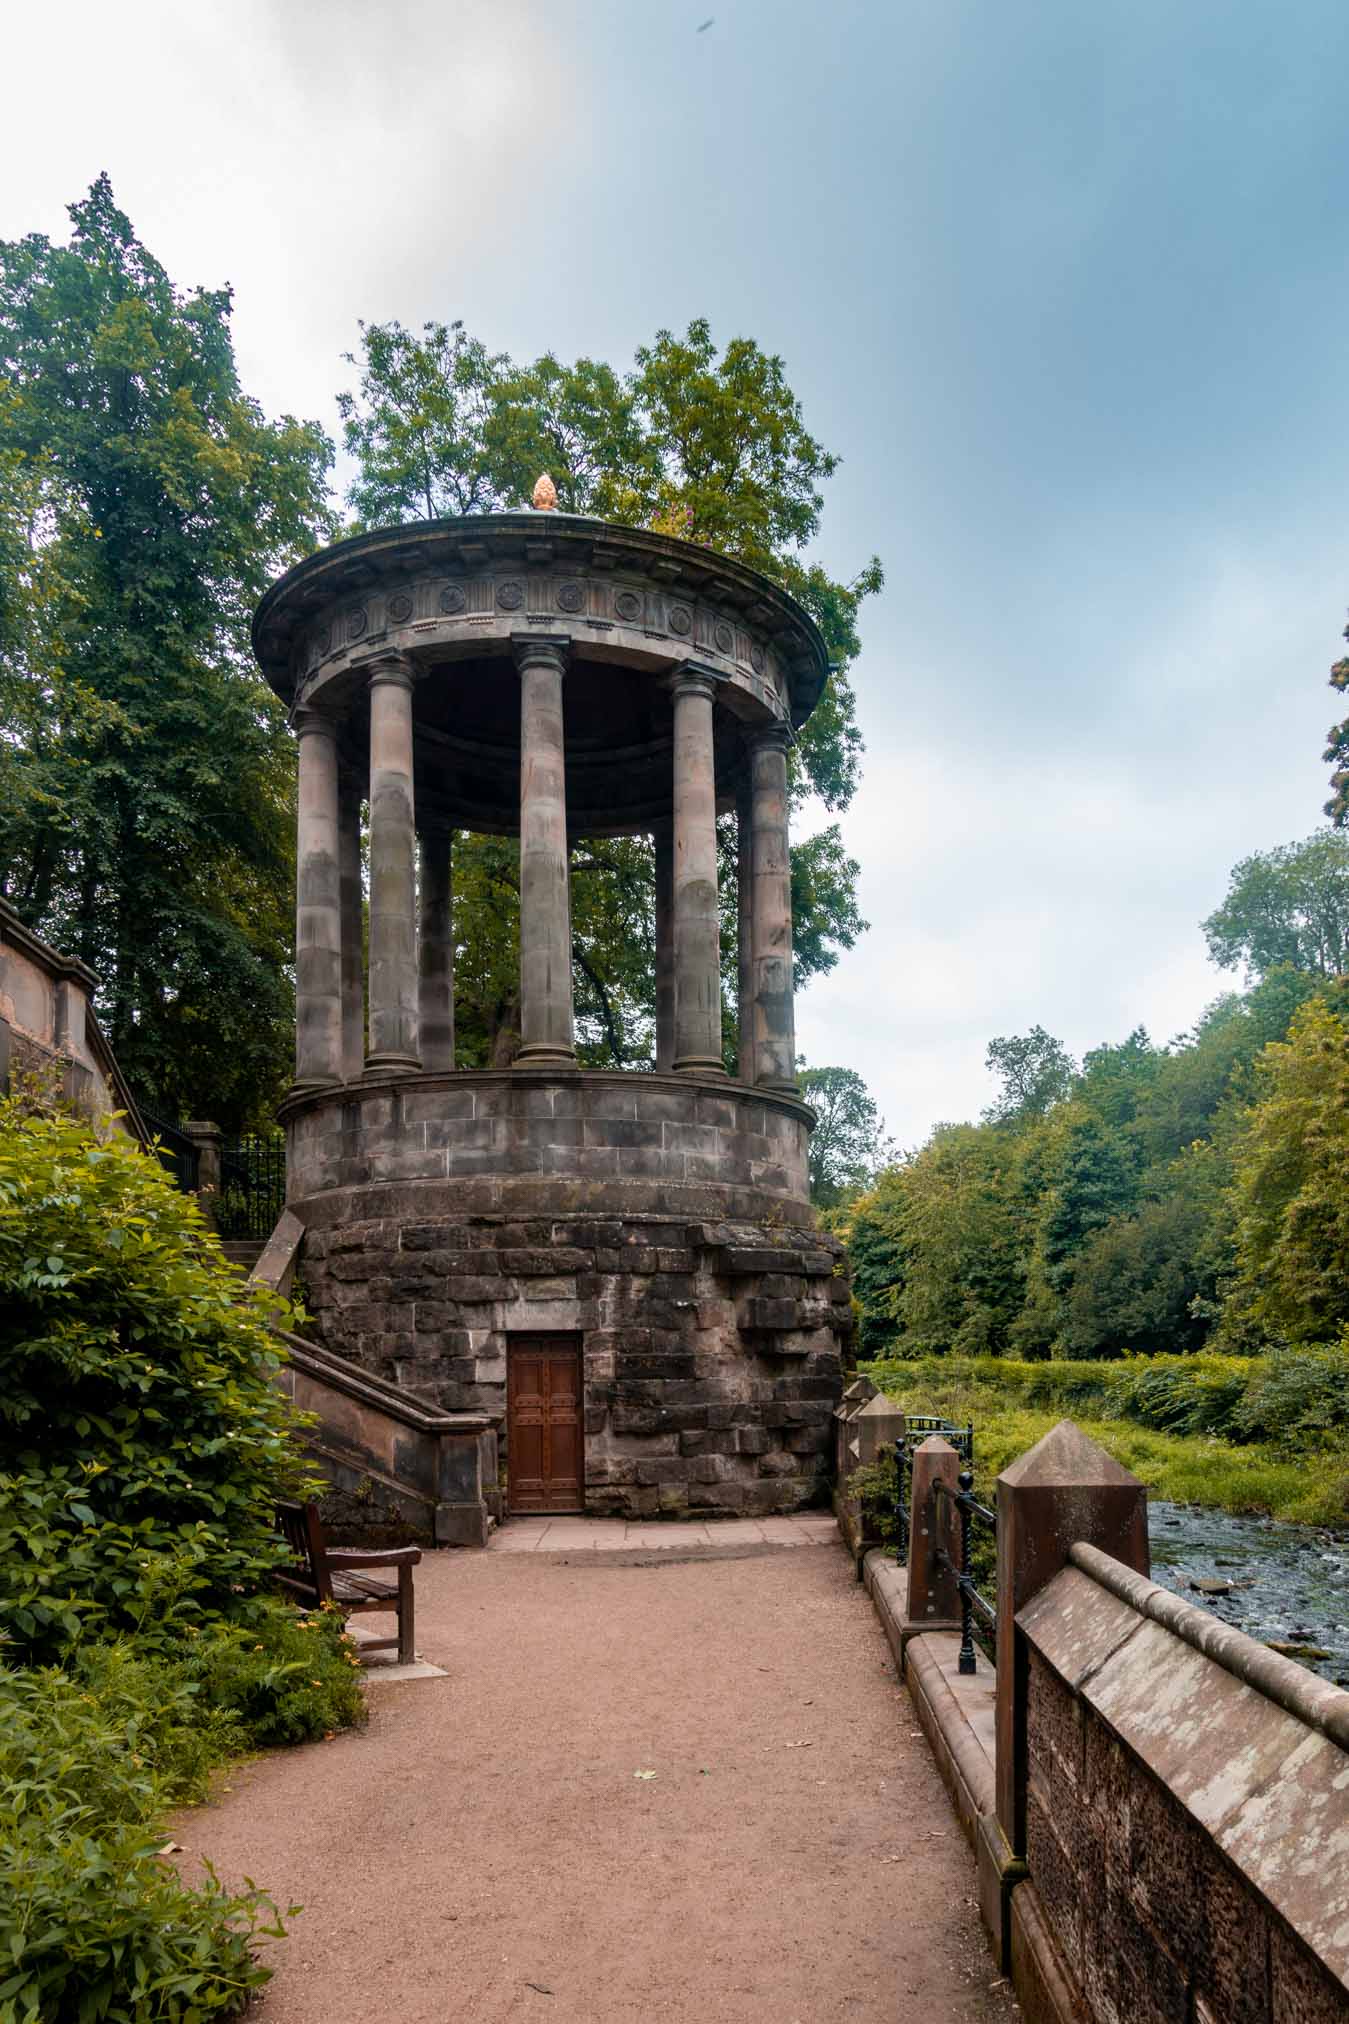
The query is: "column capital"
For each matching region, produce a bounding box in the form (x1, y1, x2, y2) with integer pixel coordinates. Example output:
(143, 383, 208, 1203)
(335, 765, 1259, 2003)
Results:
(511, 633, 571, 677)
(291, 704, 340, 740)
(671, 664, 719, 704)
(364, 651, 417, 693)
(746, 718, 793, 756)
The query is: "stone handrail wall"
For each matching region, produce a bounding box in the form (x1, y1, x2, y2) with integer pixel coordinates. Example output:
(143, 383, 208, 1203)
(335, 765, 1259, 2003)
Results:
(858, 1417, 1349, 2024)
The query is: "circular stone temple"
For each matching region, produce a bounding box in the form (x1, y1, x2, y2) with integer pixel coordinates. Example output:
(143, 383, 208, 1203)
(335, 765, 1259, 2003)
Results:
(254, 508, 852, 1525)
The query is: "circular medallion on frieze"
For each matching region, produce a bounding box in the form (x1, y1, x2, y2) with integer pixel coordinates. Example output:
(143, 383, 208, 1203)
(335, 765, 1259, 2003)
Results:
(614, 589, 643, 622)
(713, 620, 734, 654)
(496, 580, 524, 611)
(750, 642, 765, 674)
(556, 580, 585, 613)
(439, 584, 466, 615)
(387, 590, 414, 624)
(667, 603, 693, 636)
(347, 607, 368, 641)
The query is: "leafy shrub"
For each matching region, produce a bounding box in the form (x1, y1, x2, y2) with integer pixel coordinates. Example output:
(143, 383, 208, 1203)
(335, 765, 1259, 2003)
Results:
(1232, 1345, 1349, 1444)
(0, 1100, 312, 1659)
(0, 1664, 288, 2021)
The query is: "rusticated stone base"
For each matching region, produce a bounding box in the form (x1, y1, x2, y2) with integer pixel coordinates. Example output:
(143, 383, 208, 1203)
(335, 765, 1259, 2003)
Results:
(282, 1071, 852, 1521)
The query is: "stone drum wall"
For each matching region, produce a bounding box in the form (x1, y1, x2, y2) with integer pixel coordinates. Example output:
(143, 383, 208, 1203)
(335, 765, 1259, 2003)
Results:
(285, 1071, 852, 1520)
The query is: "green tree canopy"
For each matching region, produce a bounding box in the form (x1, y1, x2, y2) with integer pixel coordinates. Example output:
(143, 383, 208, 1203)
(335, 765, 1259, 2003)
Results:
(1202, 831, 1349, 982)
(982, 1026, 1076, 1125)
(338, 314, 879, 1068)
(798, 1064, 891, 1208)
(0, 178, 334, 1128)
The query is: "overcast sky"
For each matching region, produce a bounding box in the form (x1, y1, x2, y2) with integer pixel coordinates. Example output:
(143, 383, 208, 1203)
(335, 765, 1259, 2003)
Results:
(4, 0, 1346, 1145)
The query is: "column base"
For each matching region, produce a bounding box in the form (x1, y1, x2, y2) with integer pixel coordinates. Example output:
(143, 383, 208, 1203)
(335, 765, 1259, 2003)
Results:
(362, 1052, 421, 1077)
(673, 1055, 729, 1077)
(756, 1076, 801, 1097)
(287, 1073, 343, 1100)
(513, 1043, 579, 1069)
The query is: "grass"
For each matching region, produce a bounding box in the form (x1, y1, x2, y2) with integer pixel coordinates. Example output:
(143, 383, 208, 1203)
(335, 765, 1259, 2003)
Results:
(860, 1354, 1349, 1527)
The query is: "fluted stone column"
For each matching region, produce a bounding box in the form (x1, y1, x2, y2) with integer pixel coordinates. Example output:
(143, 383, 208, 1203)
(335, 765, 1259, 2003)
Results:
(293, 709, 342, 1088)
(736, 774, 753, 1080)
(749, 723, 797, 1092)
(419, 822, 455, 1071)
(515, 637, 576, 1067)
(654, 818, 675, 1072)
(366, 656, 420, 1072)
(672, 669, 726, 1076)
(338, 767, 364, 1082)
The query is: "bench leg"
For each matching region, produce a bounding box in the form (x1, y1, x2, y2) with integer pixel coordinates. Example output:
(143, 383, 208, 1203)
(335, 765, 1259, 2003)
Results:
(397, 1563, 415, 1664)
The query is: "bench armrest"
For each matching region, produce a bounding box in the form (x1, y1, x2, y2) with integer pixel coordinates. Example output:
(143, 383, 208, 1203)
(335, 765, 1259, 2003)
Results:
(324, 1546, 423, 1568)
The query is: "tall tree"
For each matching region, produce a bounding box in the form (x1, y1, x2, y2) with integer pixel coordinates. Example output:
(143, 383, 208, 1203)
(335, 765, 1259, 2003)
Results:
(338, 317, 878, 1064)
(798, 1064, 892, 1208)
(1203, 832, 1349, 981)
(0, 178, 334, 1127)
(982, 1026, 1076, 1125)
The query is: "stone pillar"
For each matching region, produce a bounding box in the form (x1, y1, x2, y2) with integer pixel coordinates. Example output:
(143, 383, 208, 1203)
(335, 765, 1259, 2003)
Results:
(906, 1435, 963, 1629)
(736, 774, 753, 1080)
(749, 723, 797, 1092)
(654, 818, 675, 1072)
(994, 1421, 1149, 1859)
(515, 637, 576, 1067)
(419, 822, 455, 1072)
(183, 1121, 223, 1228)
(365, 657, 420, 1073)
(671, 670, 725, 1076)
(338, 768, 364, 1082)
(293, 708, 343, 1088)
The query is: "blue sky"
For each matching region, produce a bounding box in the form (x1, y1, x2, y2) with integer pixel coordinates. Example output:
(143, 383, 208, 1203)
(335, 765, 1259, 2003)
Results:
(4, 0, 1347, 1142)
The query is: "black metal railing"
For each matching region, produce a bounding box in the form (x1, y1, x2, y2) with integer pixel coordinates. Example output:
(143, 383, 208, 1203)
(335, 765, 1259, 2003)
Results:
(893, 1418, 973, 1558)
(933, 1467, 998, 1675)
(140, 1110, 200, 1194)
(216, 1135, 286, 1242)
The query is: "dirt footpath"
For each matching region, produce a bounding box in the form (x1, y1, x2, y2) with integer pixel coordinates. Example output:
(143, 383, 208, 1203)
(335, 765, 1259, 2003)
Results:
(182, 1543, 1019, 2024)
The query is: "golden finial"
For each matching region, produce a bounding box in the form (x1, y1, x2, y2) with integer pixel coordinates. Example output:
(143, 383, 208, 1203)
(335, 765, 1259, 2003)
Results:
(532, 472, 558, 512)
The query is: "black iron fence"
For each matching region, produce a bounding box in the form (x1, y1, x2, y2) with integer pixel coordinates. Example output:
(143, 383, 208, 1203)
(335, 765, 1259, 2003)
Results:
(933, 1468, 998, 1673)
(216, 1135, 286, 1242)
(140, 1109, 200, 1194)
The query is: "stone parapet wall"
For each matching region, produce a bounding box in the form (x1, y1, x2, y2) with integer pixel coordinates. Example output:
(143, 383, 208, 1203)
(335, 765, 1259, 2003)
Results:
(281, 1068, 812, 1207)
(1017, 1558, 1349, 2024)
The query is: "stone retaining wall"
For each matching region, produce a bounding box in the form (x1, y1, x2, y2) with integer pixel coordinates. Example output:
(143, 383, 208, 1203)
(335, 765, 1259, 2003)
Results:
(283, 1073, 850, 1520)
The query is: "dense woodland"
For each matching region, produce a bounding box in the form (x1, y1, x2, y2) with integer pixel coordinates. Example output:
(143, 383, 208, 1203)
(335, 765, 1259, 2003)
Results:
(846, 831, 1349, 1365)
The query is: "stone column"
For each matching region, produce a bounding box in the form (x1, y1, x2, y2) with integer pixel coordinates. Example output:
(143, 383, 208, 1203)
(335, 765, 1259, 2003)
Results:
(515, 637, 576, 1067)
(338, 768, 364, 1082)
(365, 657, 420, 1073)
(654, 818, 675, 1072)
(736, 774, 753, 1080)
(671, 670, 726, 1076)
(293, 708, 343, 1088)
(419, 822, 455, 1071)
(749, 723, 797, 1092)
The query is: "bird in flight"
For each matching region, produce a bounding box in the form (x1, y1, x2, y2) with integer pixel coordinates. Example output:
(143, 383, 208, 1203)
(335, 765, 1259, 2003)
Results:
(697, 16, 715, 30)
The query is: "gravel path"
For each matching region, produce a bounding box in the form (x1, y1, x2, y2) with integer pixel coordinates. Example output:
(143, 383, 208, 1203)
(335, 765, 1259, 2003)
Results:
(180, 1541, 1019, 2023)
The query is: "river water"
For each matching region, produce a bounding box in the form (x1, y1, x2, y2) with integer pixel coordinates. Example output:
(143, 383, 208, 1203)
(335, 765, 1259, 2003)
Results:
(1147, 1500, 1349, 1688)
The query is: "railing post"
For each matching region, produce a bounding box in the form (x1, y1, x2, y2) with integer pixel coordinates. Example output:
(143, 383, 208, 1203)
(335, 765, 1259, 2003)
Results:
(980, 1418, 1148, 1971)
(183, 1121, 222, 1227)
(906, 1434, 963, 1630)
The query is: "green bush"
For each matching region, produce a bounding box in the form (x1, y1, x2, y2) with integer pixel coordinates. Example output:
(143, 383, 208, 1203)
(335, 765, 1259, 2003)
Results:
(0, 1663, 287, 2021)
(0, 1100, 311, 1660)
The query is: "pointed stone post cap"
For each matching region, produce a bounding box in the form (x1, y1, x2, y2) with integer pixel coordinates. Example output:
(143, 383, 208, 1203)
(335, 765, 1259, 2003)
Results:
(998, 1417, 1144, 1490)
(532, 472, 558, 511)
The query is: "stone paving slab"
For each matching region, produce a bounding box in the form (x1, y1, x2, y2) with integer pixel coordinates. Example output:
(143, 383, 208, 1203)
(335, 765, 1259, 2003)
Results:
(487, 1512, 840, 1555)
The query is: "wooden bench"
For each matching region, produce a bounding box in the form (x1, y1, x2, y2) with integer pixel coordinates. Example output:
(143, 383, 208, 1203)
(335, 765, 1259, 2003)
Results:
(274, 1500, 422, 1664)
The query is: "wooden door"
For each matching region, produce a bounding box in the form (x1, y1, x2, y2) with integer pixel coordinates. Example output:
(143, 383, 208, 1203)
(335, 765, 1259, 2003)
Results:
(507, 1336, 584, 1514)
